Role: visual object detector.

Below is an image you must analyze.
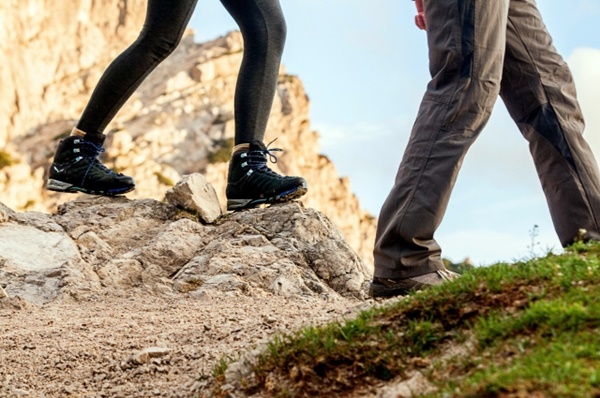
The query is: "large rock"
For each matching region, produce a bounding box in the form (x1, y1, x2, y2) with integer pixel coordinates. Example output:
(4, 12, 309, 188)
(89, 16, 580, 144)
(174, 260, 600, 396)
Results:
(174, 201, 369, 299)
(0, 197, 370, 303)
(0, 205, 100, 303)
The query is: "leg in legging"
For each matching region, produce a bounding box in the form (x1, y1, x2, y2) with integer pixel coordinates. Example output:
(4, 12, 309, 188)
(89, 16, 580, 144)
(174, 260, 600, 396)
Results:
(48, 0, 198, 195)
(220, 0, 286, 145)
(222, 0, 306, 211)
(77, 0, 199, 143)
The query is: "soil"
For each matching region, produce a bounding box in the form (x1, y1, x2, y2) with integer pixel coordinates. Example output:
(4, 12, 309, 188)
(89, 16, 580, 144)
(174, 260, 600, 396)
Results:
(1, 290, 368, 398)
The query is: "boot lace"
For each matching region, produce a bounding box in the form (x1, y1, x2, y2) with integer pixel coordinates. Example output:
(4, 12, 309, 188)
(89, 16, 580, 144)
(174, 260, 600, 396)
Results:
(80, 141, 123, 181)
(247, 139, 284, 177)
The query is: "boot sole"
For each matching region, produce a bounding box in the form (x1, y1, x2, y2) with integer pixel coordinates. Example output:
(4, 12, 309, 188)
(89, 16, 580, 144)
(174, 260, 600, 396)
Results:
(227, 183, 308, 211)
(47, 179, 135, 196)
(368, 280, 426, 298)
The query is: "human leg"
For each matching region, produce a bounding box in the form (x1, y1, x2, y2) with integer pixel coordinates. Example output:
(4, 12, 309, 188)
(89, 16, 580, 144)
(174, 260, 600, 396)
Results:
(48, 0, 198, 195)
(221, 0, 306, 210)
(500, 0, 600, 245)
(78, 0, 199, 139)
(371, 0, 510, 296)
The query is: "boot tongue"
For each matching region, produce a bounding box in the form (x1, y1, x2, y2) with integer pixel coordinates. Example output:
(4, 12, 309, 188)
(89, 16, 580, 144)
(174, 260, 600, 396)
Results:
(249, 140, 267, 152)
(84, 133, 106, 147)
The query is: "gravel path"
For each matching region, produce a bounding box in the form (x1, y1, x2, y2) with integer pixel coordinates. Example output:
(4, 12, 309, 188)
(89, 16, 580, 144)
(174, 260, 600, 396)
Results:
(1, 290, 367, 398)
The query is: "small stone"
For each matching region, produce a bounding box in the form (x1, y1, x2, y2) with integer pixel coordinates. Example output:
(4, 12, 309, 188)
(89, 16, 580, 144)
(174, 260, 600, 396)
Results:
(165, 173, 222, 223)
(131, 347, 171, 365)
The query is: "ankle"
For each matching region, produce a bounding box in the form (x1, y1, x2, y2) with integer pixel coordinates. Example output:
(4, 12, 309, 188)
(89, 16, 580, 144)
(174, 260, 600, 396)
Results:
(71, 127, 105, 146)
(232, 143, 250, 156)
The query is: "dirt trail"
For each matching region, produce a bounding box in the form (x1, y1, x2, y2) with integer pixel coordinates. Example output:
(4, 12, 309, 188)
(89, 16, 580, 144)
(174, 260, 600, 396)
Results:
(1, 290, 366, 397)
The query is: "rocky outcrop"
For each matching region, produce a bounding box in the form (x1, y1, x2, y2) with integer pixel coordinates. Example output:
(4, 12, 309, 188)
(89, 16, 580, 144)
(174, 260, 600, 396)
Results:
(0, 0, 146, 148)
(0, 2, 376, 268)
(0, 192, 370, 305)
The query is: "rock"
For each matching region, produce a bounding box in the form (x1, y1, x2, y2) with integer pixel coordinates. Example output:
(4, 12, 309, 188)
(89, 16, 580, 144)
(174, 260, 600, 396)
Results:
(0, 201, 14, 223)
(165, 173, 222, 224)
(377, 371, 437, 398)
(1, 196, 369, 303)
(0, 210, 100, 304)
(130, 347, 171, 365)
(174, 202, 370, 299)
(0, 284, 7, 299)
(0, 223, 77, 272)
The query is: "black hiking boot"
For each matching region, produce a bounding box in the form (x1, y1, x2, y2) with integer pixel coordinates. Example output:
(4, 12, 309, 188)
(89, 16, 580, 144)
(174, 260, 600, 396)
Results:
(47, 135, 135, 196)
(226, 140, 307, 211)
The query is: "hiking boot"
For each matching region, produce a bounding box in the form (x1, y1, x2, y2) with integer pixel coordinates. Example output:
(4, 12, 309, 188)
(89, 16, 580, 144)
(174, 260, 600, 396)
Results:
(369, 269, 460, 298)
(226, 140, 308, 211)
(47, 135, 135, 196)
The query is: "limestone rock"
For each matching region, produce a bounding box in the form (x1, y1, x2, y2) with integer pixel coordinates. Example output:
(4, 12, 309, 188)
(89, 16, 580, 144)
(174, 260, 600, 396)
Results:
(377, 371, 437, 398)
(174, 202, 370, 299)
(165, 173, 222, 224)
(130, 347, 171, 365)
(0, 209, 99, 304)
(0, 197, 369, 304)
(0, 201, 14, 223)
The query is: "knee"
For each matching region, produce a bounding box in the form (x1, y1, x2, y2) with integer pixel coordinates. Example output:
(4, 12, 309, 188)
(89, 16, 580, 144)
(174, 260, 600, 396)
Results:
(137, 31, 183, 62)
(243, 9, 287, 57)
(267, 13, 287, 54)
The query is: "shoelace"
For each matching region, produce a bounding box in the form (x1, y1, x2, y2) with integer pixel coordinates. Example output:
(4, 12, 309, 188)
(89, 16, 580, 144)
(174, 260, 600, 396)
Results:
(247, 139, 284, 176)
(80, 141, 122, 183)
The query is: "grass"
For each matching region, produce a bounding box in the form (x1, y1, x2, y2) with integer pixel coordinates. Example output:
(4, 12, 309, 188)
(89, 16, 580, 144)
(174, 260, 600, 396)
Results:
(205, 241, 600, 397)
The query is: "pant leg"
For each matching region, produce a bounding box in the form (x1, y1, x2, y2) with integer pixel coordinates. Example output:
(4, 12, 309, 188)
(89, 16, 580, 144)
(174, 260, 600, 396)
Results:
(500, 0, 600, 245)
(220, 0, 287, 145)
(77, 0, 198, 137)
(373, 0, 510, 279)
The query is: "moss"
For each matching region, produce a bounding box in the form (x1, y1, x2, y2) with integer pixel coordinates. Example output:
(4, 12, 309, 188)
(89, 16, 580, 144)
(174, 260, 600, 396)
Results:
(207, 138, 235, 164)
(154, 171, 175, 187)
(0, 151, 17, 169)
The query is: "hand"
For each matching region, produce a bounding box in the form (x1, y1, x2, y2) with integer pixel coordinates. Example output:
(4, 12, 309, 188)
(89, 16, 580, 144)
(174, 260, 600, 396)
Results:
(415, 0, 426, 30)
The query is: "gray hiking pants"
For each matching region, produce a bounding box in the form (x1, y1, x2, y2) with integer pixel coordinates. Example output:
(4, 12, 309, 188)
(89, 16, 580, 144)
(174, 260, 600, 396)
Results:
(374, 0, 600, 279)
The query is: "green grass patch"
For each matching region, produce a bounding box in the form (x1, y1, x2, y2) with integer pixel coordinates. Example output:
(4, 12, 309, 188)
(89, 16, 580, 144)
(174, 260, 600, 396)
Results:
(206, 242, 600, 397)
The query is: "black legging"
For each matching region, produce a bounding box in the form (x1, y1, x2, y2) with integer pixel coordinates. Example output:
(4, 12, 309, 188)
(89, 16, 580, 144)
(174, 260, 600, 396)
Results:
(77, 0, 286, 145)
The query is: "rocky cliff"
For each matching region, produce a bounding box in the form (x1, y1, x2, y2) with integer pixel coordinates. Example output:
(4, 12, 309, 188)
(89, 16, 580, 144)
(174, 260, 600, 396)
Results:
(0, 0, 376, 268)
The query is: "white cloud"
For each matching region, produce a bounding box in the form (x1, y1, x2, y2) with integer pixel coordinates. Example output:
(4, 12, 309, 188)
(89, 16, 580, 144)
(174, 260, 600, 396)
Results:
(314, 118, 412, 215)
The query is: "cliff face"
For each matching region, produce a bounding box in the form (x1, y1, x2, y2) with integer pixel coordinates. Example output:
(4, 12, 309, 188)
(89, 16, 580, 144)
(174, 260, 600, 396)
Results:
(0, 0, 146, 210)
(0, 1, 376, 268)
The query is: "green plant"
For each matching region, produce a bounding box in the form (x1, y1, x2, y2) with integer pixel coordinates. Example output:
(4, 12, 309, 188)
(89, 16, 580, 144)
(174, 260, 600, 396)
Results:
(205, 242, 600, 397)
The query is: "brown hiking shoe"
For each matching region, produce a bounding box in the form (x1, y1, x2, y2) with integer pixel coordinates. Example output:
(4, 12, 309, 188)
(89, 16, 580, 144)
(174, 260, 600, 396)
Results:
(369, 269, 460, 298)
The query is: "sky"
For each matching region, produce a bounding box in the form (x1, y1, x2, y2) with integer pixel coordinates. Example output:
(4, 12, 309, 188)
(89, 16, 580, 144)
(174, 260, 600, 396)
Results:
(189, 0, 600, 265)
